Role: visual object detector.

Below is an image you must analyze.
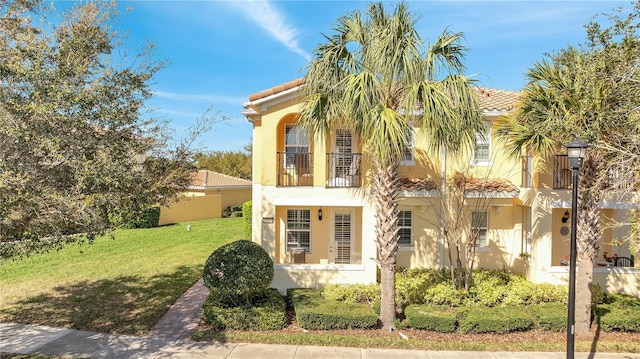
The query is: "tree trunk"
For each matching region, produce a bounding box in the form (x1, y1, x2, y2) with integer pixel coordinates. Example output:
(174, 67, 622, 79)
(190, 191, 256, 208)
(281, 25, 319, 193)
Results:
(575, 156, 601, 335)
(371, 159, 401, 330)
(379, 264, 396, 329)
(575, 256, 594, 334)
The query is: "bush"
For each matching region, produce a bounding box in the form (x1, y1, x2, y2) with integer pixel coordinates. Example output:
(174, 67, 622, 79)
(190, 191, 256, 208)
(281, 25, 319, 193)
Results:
(530, 302, 566, 331)
(503, 277, 567, 306)
(322, 283, 380, 304)
(595, 294, 640, 332)
(113, 205, 161, 229)
(223, 206, 243, 218)
(242, 201, 252, 238)
(395, 268, 448, 307)
(289, 288, 378, 330)
(458, 306, 534, 334)
(202, 240, 273, 305)
(468, 276, 507, 307)
(424, 282, 467, 306)
(202, 288, 287, 330)
(402, 305, 458, 332)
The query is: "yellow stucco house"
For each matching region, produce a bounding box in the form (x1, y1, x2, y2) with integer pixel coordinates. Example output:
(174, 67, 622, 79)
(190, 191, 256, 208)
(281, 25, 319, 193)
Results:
(242, 78, 639, 295)
(158, 170, 252, 225)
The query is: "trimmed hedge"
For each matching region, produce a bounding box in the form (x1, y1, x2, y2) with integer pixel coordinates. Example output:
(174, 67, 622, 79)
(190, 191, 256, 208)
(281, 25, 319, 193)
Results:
(595, 294, 640, 332)
(402, 305, 458, 332)
(202, 288, 287, 330)
(289, 288, 378, 330)
(530, 302, 567, 331)
(113, 205, 161, 229)
(242, 201, 252, 238)
(458, 306, 534, 334)
(322, 283, 380, 304)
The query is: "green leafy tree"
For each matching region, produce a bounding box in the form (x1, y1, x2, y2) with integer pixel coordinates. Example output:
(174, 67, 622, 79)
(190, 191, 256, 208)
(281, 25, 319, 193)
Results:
(194, 144, 252, 180)
(0, 0, 215, 257)
(298, 2, 482, 329)
(495, 3, 640, 333)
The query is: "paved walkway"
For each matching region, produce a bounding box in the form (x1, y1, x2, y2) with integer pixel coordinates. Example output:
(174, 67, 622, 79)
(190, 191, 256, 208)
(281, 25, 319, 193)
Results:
(2, 279, 640, 358)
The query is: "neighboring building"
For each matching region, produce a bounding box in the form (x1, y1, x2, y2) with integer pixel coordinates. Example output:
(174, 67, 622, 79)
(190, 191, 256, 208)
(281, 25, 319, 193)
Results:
(158, 170, 252, 225)
(242, 78, 639, 295)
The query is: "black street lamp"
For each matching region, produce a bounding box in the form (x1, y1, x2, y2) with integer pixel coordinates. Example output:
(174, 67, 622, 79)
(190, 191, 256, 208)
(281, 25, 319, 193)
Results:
(565, 139, 589, 359)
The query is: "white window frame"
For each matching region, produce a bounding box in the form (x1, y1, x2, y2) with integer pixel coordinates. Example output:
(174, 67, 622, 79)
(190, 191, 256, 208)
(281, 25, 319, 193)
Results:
(398, 210, 413, 246)
(471, 211, 489, 248)
(472, 122, 492, 165)
(402, 126, 415, 165)
(285, 124, 309, 166)
(286, 209, 311, 252)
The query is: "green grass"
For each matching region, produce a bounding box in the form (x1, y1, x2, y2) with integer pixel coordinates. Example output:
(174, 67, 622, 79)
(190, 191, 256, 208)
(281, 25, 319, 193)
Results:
(190, 330, 640, 353)
(0, 218, 244, 335)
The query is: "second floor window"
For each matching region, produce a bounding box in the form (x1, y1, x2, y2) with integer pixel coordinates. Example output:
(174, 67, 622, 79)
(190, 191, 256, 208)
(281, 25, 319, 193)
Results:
(285, 124, 310, 167)
(473, 122, 491, 164)
(402, 126, 414, 163)
(286, 209, 311, 252)
(398, 210, 412, 245)
(471, 211, 489, 247)
(285, 124, 309, 153)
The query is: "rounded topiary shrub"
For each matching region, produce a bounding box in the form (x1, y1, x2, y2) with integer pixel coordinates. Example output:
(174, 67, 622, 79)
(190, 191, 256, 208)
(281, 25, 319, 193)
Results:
(203, 240, 274, 304)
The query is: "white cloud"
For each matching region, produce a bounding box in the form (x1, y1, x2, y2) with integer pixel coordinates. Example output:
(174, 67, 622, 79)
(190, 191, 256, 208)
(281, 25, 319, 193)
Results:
(229, 0, 312, 61)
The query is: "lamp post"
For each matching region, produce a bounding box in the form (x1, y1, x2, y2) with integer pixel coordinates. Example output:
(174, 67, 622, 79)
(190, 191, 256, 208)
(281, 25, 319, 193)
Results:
(565, 139, 589, 359)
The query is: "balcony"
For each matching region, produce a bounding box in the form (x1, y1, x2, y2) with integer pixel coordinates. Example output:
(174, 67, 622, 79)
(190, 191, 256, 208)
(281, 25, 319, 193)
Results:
(277, 152, 313, 186)
(327, 153, 362, 188)
(554, 154, 636, 190)
(553, 155, 572, 189)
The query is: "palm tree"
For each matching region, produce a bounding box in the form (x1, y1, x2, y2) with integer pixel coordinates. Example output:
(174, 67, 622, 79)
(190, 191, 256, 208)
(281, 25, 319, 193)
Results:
(495, 47, 611, 334)
(298, 2, 482, 329)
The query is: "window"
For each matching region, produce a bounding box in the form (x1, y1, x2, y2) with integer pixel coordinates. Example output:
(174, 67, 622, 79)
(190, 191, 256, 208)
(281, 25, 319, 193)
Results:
(286, 209, 311, 252)
(471, 211, 489, 247)
(398, 210, 412, 245)
(402, 127, 414, 163)
(473, 123, 491, 164)
(285, 124, 309, 166)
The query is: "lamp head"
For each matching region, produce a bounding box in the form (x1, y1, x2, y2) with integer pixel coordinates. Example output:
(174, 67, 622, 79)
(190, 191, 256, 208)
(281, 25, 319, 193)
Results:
(565, 139, 589, 169)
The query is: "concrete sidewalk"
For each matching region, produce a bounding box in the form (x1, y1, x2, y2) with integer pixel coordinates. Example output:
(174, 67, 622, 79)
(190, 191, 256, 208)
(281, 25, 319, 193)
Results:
(2, 322, 640, 359)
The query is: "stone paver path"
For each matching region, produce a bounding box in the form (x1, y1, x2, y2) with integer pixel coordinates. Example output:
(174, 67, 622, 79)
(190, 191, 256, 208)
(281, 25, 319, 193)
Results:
(147, 278, 209, 339)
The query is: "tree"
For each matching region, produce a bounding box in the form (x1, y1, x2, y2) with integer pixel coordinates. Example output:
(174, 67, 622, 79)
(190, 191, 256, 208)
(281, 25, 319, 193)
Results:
(194, 144, 252, 180)
(496, 1, 640, 334)
(298, 2, 482, 329)
(0, 0, 214, 257)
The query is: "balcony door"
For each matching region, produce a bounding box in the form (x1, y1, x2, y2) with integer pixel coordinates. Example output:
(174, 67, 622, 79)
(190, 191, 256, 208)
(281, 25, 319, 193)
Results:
(329, 129, 356, 186)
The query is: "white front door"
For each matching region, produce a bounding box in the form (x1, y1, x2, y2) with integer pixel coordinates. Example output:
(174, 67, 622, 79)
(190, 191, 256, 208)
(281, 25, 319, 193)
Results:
(331, 209, 355, 264)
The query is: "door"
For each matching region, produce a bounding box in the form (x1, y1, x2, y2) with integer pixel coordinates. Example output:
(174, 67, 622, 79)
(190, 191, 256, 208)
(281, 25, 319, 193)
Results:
(331, 209, 355, 264)
(330, 129, 354, 186)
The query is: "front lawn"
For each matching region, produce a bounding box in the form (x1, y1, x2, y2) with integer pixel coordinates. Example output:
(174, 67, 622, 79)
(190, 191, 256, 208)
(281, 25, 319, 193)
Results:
(0, 218, 244, 335)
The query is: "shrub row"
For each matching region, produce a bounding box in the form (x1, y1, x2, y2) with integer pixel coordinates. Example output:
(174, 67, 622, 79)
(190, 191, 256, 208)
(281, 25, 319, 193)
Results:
(112, 205, 161, 229)
(202, 288, 287, 330)
(402, 303, 566, 333)
(396, 268, 568, 308)
(594, 294, 640, 332)
(289, 288, 378, 330)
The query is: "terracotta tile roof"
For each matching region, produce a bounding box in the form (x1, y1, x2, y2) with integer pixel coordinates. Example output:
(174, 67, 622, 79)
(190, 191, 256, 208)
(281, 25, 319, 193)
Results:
(245, 78, 519, 112)
(462, 178, 520, 195)
(248, 78, 305, 102)
(398, 177, 438, 191)
(189, 170, 251, 189)
(477, 88, 520, 112)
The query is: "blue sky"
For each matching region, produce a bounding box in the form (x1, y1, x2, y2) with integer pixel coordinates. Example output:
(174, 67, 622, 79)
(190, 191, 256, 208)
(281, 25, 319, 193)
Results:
(115, 1, 630, 152)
